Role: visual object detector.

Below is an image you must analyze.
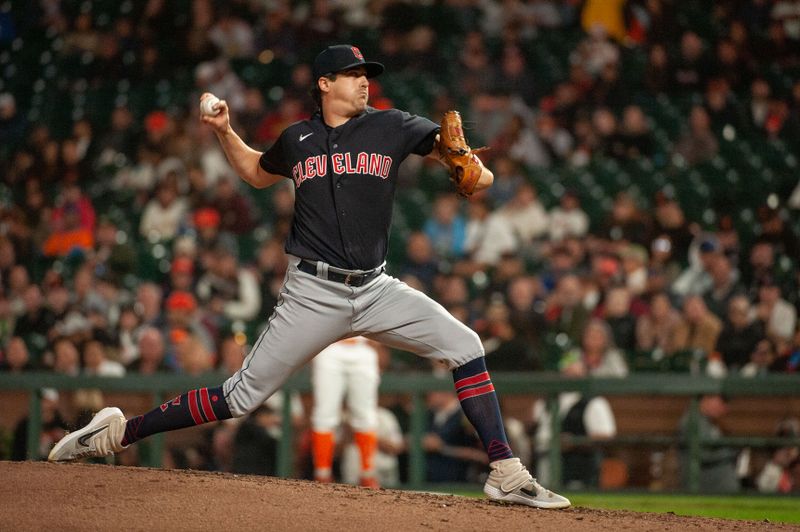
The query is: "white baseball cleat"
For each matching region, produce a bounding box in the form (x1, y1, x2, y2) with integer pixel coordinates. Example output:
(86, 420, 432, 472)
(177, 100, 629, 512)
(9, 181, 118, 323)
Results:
(483, 457, 571, 509)
(48, 407, 128, 461)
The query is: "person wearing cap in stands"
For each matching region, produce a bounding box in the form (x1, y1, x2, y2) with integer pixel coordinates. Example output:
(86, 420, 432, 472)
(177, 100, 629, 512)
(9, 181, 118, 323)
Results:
(168, 256, 196, 294)
(162, 290, 214, 370)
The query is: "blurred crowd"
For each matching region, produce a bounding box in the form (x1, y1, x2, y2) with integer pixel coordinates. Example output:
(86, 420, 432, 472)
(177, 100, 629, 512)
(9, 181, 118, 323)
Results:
(0, 0, 799, 491)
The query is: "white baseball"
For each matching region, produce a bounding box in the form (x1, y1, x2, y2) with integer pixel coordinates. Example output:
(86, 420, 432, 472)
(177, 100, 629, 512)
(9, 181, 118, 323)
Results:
(201, 95, 220, 117)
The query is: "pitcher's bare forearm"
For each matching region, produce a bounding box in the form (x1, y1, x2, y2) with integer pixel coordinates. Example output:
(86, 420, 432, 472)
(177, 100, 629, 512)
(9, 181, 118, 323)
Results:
(199, 93, 281, 189)
(215, 126, 282, 189)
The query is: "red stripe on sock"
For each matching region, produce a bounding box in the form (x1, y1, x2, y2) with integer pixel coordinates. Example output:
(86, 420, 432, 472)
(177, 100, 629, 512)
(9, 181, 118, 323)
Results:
(487, 440, 513, 460)
(454, 371, 490, 391)
(187, 390, 203, 425)
(199, 388, 217, 422)
(457, 383, 495, 401)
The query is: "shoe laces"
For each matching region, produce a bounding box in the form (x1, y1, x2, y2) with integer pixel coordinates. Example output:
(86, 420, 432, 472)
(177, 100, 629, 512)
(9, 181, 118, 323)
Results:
(529, 477, 546, 495)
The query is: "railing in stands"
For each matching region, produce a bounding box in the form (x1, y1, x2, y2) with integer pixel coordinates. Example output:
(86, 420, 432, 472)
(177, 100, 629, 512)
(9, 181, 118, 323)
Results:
(1, 372, 799, 492)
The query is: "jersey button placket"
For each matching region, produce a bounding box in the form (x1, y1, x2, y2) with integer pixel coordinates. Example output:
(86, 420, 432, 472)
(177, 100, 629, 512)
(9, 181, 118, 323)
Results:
(331, 137, 343, 192)
(329, 134, 346, 227)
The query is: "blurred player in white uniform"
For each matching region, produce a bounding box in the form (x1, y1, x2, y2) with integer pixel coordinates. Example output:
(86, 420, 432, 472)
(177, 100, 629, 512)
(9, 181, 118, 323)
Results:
(340, 406, 404, 487)
(311, 336, 380, 487)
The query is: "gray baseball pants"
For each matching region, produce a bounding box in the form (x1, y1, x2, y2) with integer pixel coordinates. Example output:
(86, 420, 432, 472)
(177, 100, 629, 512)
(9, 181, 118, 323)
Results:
(222, 255, 484, 416)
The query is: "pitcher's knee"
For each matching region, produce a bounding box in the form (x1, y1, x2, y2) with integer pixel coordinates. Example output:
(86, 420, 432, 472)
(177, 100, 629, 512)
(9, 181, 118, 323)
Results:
(440, 326, 484, 369)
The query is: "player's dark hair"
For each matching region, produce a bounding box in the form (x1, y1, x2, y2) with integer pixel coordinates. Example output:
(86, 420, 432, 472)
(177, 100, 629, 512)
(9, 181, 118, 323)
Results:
(309, 73, 338, 109)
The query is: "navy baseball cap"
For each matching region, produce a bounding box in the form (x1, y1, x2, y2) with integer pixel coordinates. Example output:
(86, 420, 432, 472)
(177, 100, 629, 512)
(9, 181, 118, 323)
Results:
(312, 45, 384, 80)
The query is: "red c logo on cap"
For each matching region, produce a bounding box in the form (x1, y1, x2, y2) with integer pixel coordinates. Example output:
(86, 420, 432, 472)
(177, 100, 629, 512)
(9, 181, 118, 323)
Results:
(351, 46, 364, 60)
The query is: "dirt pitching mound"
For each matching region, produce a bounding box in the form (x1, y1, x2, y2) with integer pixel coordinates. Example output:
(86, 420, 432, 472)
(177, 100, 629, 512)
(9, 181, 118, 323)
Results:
(0, 462, 790, 531)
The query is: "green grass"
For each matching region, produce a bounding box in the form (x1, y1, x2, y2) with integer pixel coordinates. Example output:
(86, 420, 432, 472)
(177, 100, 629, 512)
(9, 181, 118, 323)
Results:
(441, 489, 800, 524)
(569, 493, 800, 524)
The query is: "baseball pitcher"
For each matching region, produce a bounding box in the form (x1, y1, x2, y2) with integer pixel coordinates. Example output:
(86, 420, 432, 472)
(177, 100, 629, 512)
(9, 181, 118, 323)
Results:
(49, 44, 570, 509)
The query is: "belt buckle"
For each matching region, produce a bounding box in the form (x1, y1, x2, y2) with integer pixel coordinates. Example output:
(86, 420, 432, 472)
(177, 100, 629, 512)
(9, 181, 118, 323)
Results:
(344, 273, 354, 286)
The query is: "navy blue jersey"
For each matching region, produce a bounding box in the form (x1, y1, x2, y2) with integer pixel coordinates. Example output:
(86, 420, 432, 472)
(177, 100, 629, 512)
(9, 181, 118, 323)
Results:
(260, 107, 439, 269)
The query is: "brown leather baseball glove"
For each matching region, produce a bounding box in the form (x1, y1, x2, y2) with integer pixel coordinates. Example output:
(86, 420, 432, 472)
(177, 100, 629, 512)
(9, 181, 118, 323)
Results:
(438, 110, 488, 197)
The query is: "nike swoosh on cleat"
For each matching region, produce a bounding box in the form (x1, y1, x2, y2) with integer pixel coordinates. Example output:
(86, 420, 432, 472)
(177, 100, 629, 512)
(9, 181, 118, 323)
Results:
(520, 487, 537, 497)
(77, 425, 109, 447)
(299, 132, 314, 142)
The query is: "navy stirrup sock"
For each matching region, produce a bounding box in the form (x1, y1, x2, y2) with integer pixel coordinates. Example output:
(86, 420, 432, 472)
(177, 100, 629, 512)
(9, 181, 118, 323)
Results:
(121, 386, 232, 446)
(453, 357, 514, 462)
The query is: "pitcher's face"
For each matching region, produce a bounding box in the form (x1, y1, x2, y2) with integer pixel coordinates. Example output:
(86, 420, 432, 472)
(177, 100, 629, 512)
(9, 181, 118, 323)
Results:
(326, 67, 369, 114)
